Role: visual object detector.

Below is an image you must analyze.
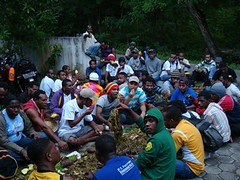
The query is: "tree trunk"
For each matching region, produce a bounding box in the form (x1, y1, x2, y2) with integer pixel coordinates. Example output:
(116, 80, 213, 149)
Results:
(186, 2, 219, 57)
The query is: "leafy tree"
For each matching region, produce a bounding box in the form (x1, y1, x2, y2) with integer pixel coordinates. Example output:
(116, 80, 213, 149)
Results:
(0, 0, 62, 52)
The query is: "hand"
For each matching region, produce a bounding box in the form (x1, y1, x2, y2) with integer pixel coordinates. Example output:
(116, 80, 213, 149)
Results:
(51, 113, 60, 121)
(83, 169, 93, 180)
(140, 111, 146, 118)
(185, 94, 193, 101)
(32, 133, 41, 139)
(58, 140, 69, 150)
(197, 68, 203, 73)
(146, 103, 155, 109)
(84, 108, 93, 116)
(106, 121, 112, 130)
(115, 103, 131, 111)
(21, 149, 29, 160)
(129, 89, 135, 98)
(94, 128, 103, 135)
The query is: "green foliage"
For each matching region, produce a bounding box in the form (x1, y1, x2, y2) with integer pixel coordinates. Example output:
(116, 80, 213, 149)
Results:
(47, 43, 63, 67)
(0, 0, 62, 51)
(1, 0, 240, 63)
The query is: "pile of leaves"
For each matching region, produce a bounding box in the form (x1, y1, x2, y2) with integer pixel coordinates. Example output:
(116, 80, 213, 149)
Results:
(15, 126, 147, 179)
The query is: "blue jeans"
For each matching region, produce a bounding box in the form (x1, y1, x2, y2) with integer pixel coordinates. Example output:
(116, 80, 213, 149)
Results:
(175, 159, 197, 179)
(160, 74, 171, 81)
(7, 136, 33, 162)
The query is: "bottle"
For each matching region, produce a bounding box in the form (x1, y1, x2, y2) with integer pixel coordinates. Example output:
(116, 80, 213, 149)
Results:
(8, 67, 15, 81)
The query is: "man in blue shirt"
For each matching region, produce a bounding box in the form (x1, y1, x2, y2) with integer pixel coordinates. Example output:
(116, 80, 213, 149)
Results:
(84, 134, 141, 180)
(170, 75, 197, 110)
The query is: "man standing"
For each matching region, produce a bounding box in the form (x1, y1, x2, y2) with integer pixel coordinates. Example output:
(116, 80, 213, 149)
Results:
(40, 69, 55, 103)
(22, 90, 68, 150)
(58, 88, 104, 147)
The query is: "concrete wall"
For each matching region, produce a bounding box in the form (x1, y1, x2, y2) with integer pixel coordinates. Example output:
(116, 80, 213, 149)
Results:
(21, 36, 91, 76)
(49, 36, 91, 74)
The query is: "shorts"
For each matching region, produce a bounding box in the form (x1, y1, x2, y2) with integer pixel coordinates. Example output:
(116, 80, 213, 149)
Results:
(61, 125, 93, 142)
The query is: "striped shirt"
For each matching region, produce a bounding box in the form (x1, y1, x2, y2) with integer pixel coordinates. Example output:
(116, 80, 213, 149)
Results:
(142, 86, 162, 104)
(203, 103, 231, 143)
(119, 86, 146, 108)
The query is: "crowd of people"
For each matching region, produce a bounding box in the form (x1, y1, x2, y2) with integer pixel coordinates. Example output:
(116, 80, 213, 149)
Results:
(0, 25, 240, 179)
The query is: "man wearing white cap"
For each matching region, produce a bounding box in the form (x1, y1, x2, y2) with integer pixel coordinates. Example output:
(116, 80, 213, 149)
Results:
(119, 76, 146, 123)
(58, 88, 104, 147)
(82, 72, 104, 105)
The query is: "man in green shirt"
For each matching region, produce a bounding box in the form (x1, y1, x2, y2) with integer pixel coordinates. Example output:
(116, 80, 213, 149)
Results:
(117, 104, 176, 180)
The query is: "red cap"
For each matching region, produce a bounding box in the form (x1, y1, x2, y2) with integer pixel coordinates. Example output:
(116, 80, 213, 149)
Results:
(107, 54, 116, 61)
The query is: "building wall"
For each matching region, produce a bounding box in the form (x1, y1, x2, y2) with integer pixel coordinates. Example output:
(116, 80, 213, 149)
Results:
(49, 36, 91, 74)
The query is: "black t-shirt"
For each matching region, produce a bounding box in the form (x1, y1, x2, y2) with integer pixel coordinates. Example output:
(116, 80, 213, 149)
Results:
(212, 68, 237, 81)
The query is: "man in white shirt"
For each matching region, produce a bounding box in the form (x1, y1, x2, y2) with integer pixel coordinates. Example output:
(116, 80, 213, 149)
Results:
(116, 57, 134, 77)
(222, 74, 240, 103)
(58, 88, 104, 147)
(178, 53, 191, 72)
(52, 70, 66, 93)
(160, 53, 182, 81)
(40, 69, 55, 103)
(82, 25, 97, 53)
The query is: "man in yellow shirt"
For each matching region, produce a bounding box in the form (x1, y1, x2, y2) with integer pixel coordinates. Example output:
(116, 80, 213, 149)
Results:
(164, 106, 205, 179)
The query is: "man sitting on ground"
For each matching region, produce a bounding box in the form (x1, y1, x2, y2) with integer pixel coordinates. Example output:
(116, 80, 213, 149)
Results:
(84, 134, 141, 180)
(170, 75, 197, 110)
(85, 59, 102, 82)
(22, 90, 68, 150)
(92, 82, 120, 126)
(52, 70, 66, 93)
(164, 106, 205, 179)
(57, 88, 104, 147)
(19, 81, 40, 104)
(82, 72, 104, 105)
(162, 70, 180, 99)
(119, 76, 146, 123)
(191, 53, 215, 84)
(145, 49, 162, 82)
(27, 138, 73, 180)
(117, 72, 128, 90)
(210, 81, 240, 136)
(0, 82, 9, 110)
(116, 57, 134, 77)
(198, 90, 231, 143)
(50, 79, 79, 117)
(142, 77, 162, 109)
(116, 104, 176, 180)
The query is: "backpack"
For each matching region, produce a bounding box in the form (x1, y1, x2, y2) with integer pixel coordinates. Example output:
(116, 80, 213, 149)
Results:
(161, 59, 179, 71)
(182, 111, 201, 126)
(196, 120, 223, 152)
